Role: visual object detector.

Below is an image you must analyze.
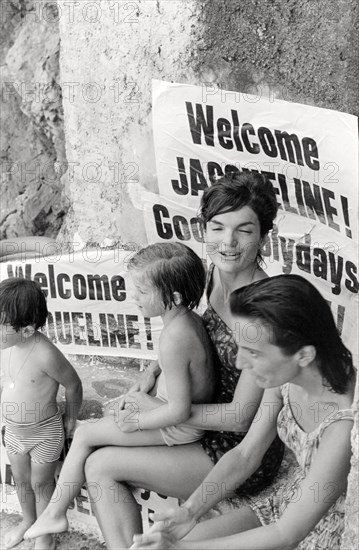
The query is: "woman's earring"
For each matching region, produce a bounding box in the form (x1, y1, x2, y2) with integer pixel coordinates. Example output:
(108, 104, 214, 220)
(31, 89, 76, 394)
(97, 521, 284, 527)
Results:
(173, 292, 182, 306)
(259, 235, 271, 257)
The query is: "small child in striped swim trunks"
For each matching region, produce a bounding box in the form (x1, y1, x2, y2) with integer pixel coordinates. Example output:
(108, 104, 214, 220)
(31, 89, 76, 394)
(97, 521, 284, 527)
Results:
(0, 278, 83, 550)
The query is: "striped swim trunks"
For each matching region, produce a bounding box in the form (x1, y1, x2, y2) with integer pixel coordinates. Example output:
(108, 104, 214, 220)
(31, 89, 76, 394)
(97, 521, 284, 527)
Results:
(4, 408, 65, 464)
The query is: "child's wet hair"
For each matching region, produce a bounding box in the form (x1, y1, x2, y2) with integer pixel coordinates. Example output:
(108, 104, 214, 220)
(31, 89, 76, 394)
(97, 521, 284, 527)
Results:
(128, 242, 206, 310)
(198, 171, 278, 237)
(0, 278, 48, 331)
(230, 274, 354, 394)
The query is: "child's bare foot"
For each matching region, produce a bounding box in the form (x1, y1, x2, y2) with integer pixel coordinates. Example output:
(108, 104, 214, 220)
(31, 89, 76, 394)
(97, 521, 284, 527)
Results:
(4, 518, 35, 549)
(24, 511, 68, 539)
(34, 534, 56, 550)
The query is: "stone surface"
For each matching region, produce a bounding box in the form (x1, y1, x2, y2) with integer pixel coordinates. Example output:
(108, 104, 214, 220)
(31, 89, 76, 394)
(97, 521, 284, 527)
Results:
(197, 0, 358, 115)
(57, 0, 203, 246)
(0, 1, 68, 239)
(0, 511, 105, 550)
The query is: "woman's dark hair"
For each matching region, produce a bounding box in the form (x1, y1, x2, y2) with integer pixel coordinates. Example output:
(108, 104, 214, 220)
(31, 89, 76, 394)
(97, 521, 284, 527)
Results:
(0, 278, 48, 330)
(128, 242, 206, 310)
(230, 274, 354, 394)
(199, 171, 278, 237)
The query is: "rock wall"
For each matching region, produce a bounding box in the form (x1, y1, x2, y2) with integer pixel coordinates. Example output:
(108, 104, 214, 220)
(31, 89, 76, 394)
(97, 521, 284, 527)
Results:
(198, 0, 358, 115)
(1, 0, 67, 239)
(56, 0, 358, 248)
(56, 0, 204, 246)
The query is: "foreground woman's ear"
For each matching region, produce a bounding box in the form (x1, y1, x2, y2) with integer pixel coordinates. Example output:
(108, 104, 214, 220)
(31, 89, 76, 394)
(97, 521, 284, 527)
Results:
(297, 345, 317, 367)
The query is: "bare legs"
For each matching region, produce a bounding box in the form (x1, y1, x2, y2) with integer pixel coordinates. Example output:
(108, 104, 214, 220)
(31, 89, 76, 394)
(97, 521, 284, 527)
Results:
(4, 454, 36, 549)
(31, 461, 57, 550)
(4, 453, 57, 550)
(25, 417, 165, 539)
(85, 443, 213, 550)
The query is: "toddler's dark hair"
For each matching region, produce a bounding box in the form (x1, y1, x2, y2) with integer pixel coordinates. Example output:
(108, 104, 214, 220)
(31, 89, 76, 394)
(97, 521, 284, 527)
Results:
(128, 242, 205, 310)
(0, 278, 48, 330)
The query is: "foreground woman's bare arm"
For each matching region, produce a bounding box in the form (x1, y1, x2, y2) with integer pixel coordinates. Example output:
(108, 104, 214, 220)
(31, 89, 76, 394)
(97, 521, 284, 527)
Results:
(133, 394, 353, 550)
(187, 370, 264, 432)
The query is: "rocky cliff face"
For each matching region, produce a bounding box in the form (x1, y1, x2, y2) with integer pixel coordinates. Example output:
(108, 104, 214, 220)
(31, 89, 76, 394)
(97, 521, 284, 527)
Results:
(0, 0, 67, 239)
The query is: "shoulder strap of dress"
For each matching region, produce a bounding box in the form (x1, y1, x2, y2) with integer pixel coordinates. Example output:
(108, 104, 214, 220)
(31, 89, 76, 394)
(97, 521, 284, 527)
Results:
(280, 383, 290, 403)
(322, 408, 354, 427)
(316, 408, 354, 439)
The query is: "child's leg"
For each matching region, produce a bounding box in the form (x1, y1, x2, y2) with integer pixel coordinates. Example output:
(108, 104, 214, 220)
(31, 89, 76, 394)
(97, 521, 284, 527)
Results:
(31, 460, 57, 550)
(4, 453, 37, 549)
(25, 416, 164, 538)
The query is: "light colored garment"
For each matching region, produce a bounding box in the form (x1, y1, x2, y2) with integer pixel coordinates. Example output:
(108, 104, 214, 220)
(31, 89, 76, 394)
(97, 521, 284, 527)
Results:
(156, 373, 204, 446)
(249, 383, 353, 550)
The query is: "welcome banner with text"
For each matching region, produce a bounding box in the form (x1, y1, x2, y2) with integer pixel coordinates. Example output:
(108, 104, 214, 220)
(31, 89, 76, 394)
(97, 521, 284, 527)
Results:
(0, 250, 162, 358)
(146, 80, 358, 357)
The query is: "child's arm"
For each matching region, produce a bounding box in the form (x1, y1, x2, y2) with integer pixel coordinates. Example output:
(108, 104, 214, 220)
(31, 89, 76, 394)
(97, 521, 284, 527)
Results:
(43, 343, 83, 438)
(131, 361, 162, 394)
(119, 332, 192, 432)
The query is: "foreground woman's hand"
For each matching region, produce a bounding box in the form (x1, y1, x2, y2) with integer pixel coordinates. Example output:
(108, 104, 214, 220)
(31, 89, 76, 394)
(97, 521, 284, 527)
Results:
(148, 506, 197, 540)
(131, 531, 182, 549)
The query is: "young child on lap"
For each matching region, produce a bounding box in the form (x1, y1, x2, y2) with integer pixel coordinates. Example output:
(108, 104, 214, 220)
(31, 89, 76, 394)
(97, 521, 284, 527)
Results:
(25, 242, 216, 540)
(0, 278, 83, 550)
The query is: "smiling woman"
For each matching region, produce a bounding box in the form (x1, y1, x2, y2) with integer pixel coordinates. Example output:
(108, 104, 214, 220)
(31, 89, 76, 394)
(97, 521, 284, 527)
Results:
(205, 206, 261, 275)
(196, 172, 283, 475)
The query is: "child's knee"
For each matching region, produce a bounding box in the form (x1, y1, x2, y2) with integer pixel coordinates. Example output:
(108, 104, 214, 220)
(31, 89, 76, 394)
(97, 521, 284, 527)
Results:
(31, 477, 55, 499)
(12, 469, 31, 487)
(72, 422, 92, 445)
(84, 448, 115, 481)
(84, 451, 101, 479)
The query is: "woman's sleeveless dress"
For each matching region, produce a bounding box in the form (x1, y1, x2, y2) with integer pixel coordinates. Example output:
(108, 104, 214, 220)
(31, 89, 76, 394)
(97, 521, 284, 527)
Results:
(200, 264, 284, 496)
(249, 383, 353, 549)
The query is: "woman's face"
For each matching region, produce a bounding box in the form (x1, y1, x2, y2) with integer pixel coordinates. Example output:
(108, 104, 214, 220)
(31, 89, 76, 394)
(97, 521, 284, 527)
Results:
(205, 206, 262, 275)
(234, 316, 301, 388)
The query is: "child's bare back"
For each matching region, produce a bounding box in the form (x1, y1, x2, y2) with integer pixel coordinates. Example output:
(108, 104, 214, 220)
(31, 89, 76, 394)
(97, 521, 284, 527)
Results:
(159, 309, 216, 405)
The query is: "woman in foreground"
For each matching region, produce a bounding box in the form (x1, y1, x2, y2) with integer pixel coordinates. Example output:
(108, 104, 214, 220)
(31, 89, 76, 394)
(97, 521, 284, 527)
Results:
(133, 275, 355, 550)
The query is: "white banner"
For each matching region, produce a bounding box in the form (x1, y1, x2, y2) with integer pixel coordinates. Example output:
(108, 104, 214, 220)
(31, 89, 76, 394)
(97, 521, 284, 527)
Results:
(147, 80, 358, 356)
(0, 250, 162, 358)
